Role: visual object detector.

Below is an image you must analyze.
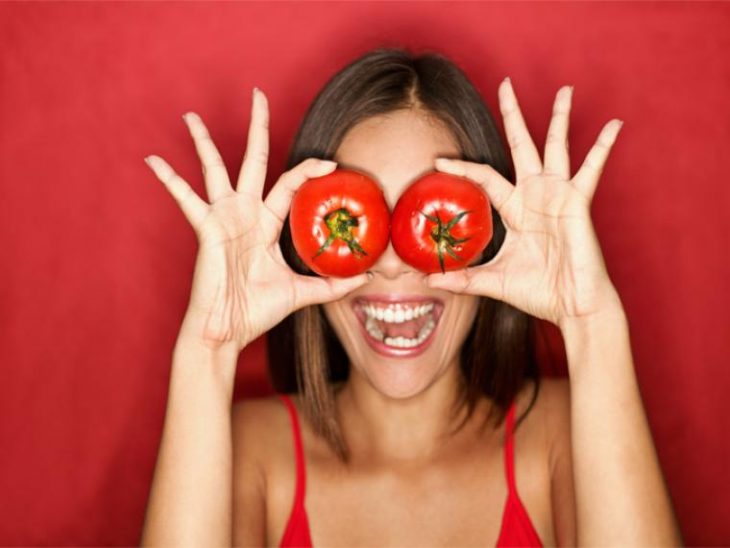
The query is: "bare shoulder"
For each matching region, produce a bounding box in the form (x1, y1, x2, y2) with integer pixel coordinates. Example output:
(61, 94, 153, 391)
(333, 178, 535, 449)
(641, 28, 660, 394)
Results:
(536, 376, 571, 442)
(512, 376, 572, 472)
(231, 394, 295, 546)
(231, 394, 294, 467)
(524, 376, 574, 493)
(535, 376, 571, 419)
(510, 376, 574, 545)
(532, 378, 576, 544)
(514, 375, 569, 423)
(232, 395, 290, 439)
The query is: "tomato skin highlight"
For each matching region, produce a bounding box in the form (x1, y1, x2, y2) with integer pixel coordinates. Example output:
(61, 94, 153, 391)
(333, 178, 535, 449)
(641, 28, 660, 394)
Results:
(288, 168, 390, 277)
(390, 171, 493, 273)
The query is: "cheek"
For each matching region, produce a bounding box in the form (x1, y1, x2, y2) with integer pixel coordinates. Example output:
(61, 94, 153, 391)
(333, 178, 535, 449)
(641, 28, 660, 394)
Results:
(321, 302, 355, 345)
(445, 296, 480, 339)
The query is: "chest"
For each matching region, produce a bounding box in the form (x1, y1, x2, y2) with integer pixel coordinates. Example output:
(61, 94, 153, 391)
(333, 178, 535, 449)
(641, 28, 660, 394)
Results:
(266, 437, 554, 546)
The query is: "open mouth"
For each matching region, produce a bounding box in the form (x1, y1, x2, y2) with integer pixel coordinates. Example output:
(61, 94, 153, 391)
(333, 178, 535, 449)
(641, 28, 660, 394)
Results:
(351, 296, 444, 357)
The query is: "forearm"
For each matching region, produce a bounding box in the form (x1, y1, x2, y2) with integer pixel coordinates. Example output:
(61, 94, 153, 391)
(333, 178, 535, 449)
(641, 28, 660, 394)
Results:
(140, 321, 240, 546)
(561, 291, 682, 545)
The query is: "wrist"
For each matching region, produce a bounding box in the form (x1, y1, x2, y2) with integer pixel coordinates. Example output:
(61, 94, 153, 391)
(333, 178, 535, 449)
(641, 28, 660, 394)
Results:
(559, 290, 631, 376)
(172, 331, 240, 391)
(557, 284, 625, 334)
(178, 308, 251, 353)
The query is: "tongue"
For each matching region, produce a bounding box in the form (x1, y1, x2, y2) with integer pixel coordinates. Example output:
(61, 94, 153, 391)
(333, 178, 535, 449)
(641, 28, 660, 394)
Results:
(377, 313, 429, 339)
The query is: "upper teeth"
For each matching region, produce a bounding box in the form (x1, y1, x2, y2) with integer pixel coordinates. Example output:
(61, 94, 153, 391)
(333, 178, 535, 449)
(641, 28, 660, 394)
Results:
(361, 302, 435, 323)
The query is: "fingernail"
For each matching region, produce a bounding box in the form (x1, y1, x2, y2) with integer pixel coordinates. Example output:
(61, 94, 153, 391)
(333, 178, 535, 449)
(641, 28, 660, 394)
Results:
(504, 76, 511, 85)
(144, 156, 151, 166)
(435, 157, 454, 164)
(321, 159, 338, 167)
(366, 271, 374, 281)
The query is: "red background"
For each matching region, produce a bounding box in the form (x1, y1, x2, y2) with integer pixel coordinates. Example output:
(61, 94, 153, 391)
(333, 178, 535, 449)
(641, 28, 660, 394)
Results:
(1, 2, 728, 545)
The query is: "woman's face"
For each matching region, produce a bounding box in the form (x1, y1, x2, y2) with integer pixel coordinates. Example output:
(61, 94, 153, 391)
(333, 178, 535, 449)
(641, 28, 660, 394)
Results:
(322, 108, 480, 399)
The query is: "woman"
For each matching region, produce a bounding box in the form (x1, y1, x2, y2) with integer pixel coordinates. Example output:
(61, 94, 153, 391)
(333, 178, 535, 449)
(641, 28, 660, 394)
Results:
(141, 48, 682, 546)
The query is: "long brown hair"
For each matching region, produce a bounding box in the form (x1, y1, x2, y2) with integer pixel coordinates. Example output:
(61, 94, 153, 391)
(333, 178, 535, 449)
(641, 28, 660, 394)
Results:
(268, 46, 540, 462)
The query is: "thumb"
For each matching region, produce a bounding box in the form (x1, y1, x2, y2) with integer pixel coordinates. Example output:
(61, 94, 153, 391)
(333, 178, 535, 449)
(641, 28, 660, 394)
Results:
(425, 266, 504, 301)
(293, 271, 371, 310)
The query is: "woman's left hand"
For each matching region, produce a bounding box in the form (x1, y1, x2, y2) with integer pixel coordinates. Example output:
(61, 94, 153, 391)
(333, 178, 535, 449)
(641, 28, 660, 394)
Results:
(426, 78, 623, 329)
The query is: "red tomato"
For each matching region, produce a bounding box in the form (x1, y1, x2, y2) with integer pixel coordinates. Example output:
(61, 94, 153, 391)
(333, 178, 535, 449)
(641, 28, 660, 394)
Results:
(289, 168, 390, 277)
(390, 171, 493, 273)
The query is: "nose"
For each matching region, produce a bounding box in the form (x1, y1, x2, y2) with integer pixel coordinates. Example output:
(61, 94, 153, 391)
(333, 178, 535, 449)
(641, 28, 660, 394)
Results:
(368, 239, 420, 280)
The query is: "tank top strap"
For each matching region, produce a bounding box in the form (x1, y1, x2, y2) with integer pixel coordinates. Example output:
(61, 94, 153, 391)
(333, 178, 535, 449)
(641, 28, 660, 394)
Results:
(503, 399, 518, 494)
(279, 393, 306, 505)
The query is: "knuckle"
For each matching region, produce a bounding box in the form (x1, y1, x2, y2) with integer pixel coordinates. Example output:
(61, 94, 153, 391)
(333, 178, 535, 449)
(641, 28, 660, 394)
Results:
(254, 148, 269, 164)
(182, 183, 196, 202)
(190, 123, 210, 139)
(500, 100, 518, 117)
(163, 170, 179, 187)
(277, 165, 297, 184)
(507, 132, 525, 149)
(198, 134, 215, 147)
(598, 126, 617, 147)
(584, 157, 601, 173)
(201, 158, 226, 176)
(545, 132, 562, 145)
(177, 181, 196, 206)
(599, 135, 616, 148)
(594, 141, 611, 155)
(243, 147, 268, 166)
(545, 132, 569, 151)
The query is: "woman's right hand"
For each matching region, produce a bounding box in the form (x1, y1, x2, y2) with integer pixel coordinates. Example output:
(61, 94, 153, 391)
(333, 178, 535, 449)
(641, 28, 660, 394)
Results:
(145, 87, 369, 353)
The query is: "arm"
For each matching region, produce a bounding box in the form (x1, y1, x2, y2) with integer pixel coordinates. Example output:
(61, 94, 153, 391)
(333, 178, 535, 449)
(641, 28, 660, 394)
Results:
(560, 288, 683, 545)
(425, 79, 682, 545)
(141, 88, 366, 545)
(140, 316, 240, 546)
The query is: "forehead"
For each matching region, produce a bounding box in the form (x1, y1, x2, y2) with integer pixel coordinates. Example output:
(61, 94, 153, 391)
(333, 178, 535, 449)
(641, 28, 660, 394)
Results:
(333, 109, 461, 206)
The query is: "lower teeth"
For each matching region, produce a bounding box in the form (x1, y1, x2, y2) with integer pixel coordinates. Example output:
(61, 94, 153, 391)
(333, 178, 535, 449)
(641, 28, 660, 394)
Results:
(366, 317, 435, 348)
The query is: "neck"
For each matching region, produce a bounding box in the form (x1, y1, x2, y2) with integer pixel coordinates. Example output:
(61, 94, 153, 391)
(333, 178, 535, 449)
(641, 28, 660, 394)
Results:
(336, 358, 481, 463)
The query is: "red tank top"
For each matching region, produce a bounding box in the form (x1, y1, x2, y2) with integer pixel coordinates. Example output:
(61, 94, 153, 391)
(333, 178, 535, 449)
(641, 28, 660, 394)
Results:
(277, 393, 543, 547)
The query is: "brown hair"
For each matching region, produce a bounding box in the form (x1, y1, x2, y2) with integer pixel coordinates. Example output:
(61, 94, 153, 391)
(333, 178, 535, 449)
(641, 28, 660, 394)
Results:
(268, 46, 540, 462)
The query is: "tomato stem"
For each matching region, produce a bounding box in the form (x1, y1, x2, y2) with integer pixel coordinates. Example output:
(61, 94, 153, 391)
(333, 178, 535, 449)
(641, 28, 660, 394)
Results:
(419, 209, 472, 273)
(313, 207, 367, 259)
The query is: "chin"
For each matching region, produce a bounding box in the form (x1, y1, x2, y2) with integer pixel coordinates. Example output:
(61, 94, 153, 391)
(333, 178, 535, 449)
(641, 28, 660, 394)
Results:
(353, 357, 445, 400)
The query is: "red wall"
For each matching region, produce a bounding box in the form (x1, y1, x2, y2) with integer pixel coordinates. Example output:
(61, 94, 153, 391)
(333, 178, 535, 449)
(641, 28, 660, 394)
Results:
(1, 2, 728, 545)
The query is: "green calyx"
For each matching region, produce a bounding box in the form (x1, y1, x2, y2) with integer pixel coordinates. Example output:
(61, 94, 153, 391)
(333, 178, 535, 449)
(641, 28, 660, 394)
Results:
(419, 209, 472, 273)
(313, 207, 367, 259)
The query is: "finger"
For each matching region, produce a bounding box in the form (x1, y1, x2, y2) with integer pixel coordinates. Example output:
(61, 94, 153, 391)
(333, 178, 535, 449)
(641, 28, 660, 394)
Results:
(433, 158, 515, 217)
(292, 271, 371, 310)
(543, 85, 573, 180)
(425, 263, 505, 301)
(235, 87, 269, 197)
(572, 119, 624, 202)
(145, 155, 209, 229)
(263, 158, 338, 225)
(499, 77, 543, 180)
(182, 112, 233, 203)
